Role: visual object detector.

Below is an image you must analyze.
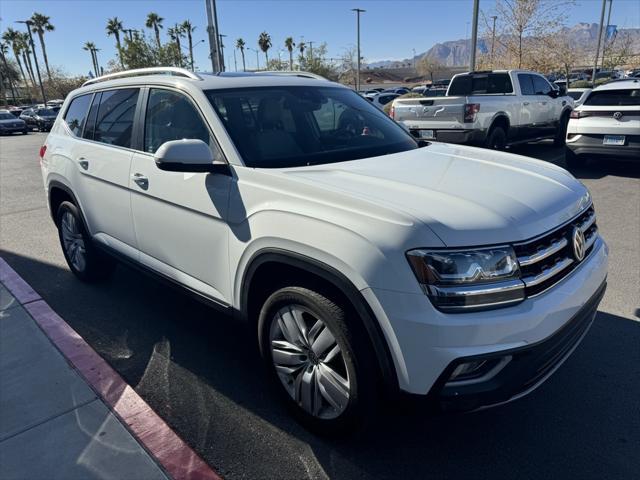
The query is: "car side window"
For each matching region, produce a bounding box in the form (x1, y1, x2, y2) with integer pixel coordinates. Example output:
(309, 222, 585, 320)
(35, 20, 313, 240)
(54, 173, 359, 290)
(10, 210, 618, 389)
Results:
(82, 92, 102, 140)
(93, 88, 139, 148)
(63, 94, 92, 137)
(532, 75, 552, 95)
(144, 88, 217, 155)
(518, 74, 535, 96)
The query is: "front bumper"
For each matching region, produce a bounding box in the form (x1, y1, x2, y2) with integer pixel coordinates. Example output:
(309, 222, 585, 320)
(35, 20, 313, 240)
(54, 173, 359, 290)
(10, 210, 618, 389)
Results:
(361, 236, 608, 397)
(566, 133, 640, 160)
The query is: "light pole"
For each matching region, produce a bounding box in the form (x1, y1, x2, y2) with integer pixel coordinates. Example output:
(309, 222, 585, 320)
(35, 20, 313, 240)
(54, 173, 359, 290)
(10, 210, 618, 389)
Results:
(352, 8, 365, 92)
(205, 0, 222, 72)
(219, 34, 227, 71)
(248, 47, 259, 70)
(469, 0, 480, 72)
(601, 0, 613, 70)
(490, 15, 498, 68)
(16, 20, 46, 104)
(592, 0, 607, 86)
(412, 48, 416, 70)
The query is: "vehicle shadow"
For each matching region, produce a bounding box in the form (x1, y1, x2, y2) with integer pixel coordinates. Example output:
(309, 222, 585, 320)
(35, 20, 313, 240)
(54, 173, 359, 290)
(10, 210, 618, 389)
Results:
(2, 251, 638, 480)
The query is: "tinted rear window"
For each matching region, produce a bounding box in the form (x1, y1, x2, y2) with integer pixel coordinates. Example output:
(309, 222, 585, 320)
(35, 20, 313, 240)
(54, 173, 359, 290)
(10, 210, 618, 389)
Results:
(64, 94, 92, 137)
(93, 88, 139, 148)
(448, 73, 513, 95)
(583, 89, 640, 106)
(567, 91, 583, 100)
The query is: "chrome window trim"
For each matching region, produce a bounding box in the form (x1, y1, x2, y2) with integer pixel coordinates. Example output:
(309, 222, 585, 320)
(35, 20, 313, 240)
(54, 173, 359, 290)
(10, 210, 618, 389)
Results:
(517, 237, 568, 267)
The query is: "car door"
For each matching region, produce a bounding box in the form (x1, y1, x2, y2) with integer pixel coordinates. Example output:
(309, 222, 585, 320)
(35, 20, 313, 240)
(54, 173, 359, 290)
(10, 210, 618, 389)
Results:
(129, 87, 232, 305)
(531, 74, 556, 135)
(69, 88, 141, 258)
(517, 74, 537, 139)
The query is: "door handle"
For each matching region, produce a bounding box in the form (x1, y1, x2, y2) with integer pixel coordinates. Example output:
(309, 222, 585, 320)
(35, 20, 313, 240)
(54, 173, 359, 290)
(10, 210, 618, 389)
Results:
(523, 102, 530, 106)
(78, 158, 89, 170)
(132, 173, 149, 190)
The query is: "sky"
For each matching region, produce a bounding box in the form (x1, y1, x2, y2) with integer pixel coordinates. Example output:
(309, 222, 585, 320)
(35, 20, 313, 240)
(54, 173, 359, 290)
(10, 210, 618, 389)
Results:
(1, 0, 639, 76)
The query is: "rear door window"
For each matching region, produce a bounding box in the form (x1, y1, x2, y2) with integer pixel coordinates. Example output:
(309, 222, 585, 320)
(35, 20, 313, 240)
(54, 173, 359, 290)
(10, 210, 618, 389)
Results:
(93, 88, 139, 148)
(63, 94, 92, 136)
(584, 89, 640, 106)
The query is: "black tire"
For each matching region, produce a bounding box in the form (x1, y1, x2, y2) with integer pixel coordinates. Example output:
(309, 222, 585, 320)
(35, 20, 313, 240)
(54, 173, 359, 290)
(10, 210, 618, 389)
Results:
(485, 126, 507, 150)
(554, 112, 570, 147)
(564, 147, 586, 170)
(22, 129, 28, 135)
(56, 201, 115, 282)
(258, 286, 379, 435)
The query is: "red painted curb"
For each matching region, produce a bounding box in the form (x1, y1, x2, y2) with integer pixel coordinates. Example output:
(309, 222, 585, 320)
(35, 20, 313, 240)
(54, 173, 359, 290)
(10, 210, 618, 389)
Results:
(0, 258, 222, 480)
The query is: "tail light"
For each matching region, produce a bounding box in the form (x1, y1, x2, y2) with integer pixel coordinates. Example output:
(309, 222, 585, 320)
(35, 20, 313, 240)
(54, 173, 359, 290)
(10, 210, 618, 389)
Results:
(389, 105, 395, 119)
(463, 103, 480, 123)
(39, 145, 47, 159)
(570, 110, 589, 119)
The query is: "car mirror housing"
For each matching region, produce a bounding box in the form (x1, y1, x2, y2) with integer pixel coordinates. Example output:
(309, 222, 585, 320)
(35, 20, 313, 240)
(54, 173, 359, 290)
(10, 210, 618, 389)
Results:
(154, 139, 228, 174)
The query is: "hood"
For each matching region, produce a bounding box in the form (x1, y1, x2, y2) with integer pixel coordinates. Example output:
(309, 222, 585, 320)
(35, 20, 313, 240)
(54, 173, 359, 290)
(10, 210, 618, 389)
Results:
(282, 143, 590, 247)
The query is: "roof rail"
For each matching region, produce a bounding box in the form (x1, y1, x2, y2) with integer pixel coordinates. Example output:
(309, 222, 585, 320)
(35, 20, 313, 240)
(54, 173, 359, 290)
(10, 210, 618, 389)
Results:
(82, 67, 203, 87)
(254, 70, 328, 81)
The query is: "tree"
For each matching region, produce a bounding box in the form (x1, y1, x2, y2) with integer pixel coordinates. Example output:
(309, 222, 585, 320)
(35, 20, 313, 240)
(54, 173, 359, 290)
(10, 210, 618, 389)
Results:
(298, 41, 306, 68)
(490, 0, 573, 69)
(106, 17, 124, 68)
(29, 13, 54, 81)
(417, 56, 443, 83)
(167, 25, 184, 67)
(2, 28, 29, 89)
(19, 33, 36, 86)
(235, 38, 246, 71)
(83, 41, 98, 76)
(145, 12, 164, 49)
(0, 43, 19, 103)
(181, 20, 195, 70)
(602, 31, 634, 71)
(284, 36, 295, 70)
(258, 32, 272, 65)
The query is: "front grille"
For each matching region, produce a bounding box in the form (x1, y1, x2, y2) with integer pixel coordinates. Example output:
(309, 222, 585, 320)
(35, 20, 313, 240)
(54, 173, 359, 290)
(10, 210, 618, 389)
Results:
(514, 205, 598, 296)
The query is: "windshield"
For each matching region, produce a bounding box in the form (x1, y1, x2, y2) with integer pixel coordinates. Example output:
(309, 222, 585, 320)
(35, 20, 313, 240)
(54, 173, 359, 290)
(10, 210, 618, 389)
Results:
(205, 86, 418, 168)
(0, 113, 16, 120)
(583, 89, 640, 106)
(36, 108, 56, 116)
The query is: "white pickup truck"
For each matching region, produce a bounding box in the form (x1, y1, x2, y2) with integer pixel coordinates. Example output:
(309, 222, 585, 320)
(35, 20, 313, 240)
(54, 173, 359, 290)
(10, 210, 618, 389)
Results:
(391, 70, 574, 149)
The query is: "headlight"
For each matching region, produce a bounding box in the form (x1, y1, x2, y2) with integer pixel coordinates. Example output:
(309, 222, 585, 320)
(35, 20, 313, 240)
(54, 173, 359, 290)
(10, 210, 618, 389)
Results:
(406, 247, 525, 312)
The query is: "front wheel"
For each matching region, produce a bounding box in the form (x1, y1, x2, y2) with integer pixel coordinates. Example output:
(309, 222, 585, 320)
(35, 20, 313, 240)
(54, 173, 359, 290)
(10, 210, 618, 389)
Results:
(554, 113, 570, 147)
(258, 286, 378, 435)
(56, 201, 115, 282)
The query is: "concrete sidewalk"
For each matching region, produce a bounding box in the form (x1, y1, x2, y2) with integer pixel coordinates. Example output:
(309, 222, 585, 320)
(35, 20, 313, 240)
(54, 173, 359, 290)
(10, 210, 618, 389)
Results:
(0, 282, 170, 480)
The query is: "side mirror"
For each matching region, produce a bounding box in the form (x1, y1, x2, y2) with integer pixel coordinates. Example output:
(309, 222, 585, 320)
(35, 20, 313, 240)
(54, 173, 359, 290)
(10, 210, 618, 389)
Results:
(154, 139, 228, 174)
(548, 89, 560, 98)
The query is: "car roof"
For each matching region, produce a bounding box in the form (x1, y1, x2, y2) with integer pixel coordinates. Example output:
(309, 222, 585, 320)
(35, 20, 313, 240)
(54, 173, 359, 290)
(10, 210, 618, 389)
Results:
(594, 79, 639, 91)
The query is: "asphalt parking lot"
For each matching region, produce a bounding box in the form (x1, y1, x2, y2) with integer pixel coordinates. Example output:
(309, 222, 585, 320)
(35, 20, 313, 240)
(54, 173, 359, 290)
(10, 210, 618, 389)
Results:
(1, 132, 638, 479)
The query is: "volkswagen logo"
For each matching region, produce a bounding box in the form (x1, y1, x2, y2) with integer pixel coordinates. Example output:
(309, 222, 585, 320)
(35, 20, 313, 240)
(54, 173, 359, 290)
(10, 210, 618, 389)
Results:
(572, 227, 586, 262)
(613, 111, 623, 120)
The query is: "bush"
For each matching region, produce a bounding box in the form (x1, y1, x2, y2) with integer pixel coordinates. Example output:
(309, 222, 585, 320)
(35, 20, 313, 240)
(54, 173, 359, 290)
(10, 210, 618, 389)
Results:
(383, 92, 422, 115)
(570, 78, 609, 89)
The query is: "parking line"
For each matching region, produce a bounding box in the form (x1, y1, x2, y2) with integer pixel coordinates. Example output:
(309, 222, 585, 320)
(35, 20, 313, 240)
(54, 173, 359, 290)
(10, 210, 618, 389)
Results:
(0, 257, 222, 480)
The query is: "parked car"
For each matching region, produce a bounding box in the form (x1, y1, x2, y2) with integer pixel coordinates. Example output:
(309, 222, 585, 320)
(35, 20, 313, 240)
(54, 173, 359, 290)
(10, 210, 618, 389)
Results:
(20, 107, 58, 131)
(566, 88, 592, 107)
(369, 91, 400, 109)
(41, 67, 607, 434)
(566, 78, 639, 167)
(390, 70, 573, 148)
(382, 87, 410, 95)
(0, 110, 28, 135)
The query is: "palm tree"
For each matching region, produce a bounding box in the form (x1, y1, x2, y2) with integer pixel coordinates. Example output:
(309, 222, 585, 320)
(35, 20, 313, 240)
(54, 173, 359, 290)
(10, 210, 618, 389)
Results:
(181, 20, 195, 71)
(235, 38, 246, 72)
(106, 17, 124, 68)
(145, 12, 164, 49)
(258, 31, 271, 66)
(284, 37, 295, 71)
(167, 25, 184, 67)
(2, 28, 29, 88)
(19, 33, 36, 86)
(0, 43, 18, 102)
(29, 12, 54, 81)
(83, 41, 98, 77)
(298, 40, 306, 68)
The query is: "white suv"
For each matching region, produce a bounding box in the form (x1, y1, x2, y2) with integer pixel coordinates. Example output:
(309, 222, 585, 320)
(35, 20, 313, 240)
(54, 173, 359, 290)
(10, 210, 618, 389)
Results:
(41, 68, 608, 433)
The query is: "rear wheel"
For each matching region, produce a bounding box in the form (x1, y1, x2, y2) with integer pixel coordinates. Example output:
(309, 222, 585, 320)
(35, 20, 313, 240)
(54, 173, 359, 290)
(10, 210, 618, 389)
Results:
(56, 201, 115, 282)
(258, 286, 378, 435)
(485, 126, 507, 150)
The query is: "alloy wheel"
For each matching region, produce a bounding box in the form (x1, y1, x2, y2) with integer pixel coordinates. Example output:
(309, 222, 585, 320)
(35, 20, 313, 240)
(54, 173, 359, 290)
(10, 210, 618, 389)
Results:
(61, 211, 87, 272)
(269, 304, 350, 419)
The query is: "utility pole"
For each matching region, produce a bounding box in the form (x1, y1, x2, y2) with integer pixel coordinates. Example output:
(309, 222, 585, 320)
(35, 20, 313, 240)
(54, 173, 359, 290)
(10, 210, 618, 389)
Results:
(412, 48, 416, 70)
(469, 0, 480, 72)
(17, 20, 46, 104)
(490, 15, 498, 68)
(205, 0, 222, 72)
(308, 41, 315, 63)
(219, 34, 227, 71)
(352, 8, 365, 92)
(601, 0, 613, 70)
(233, 48, 237, 71)
(592, 0, 607, 86)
